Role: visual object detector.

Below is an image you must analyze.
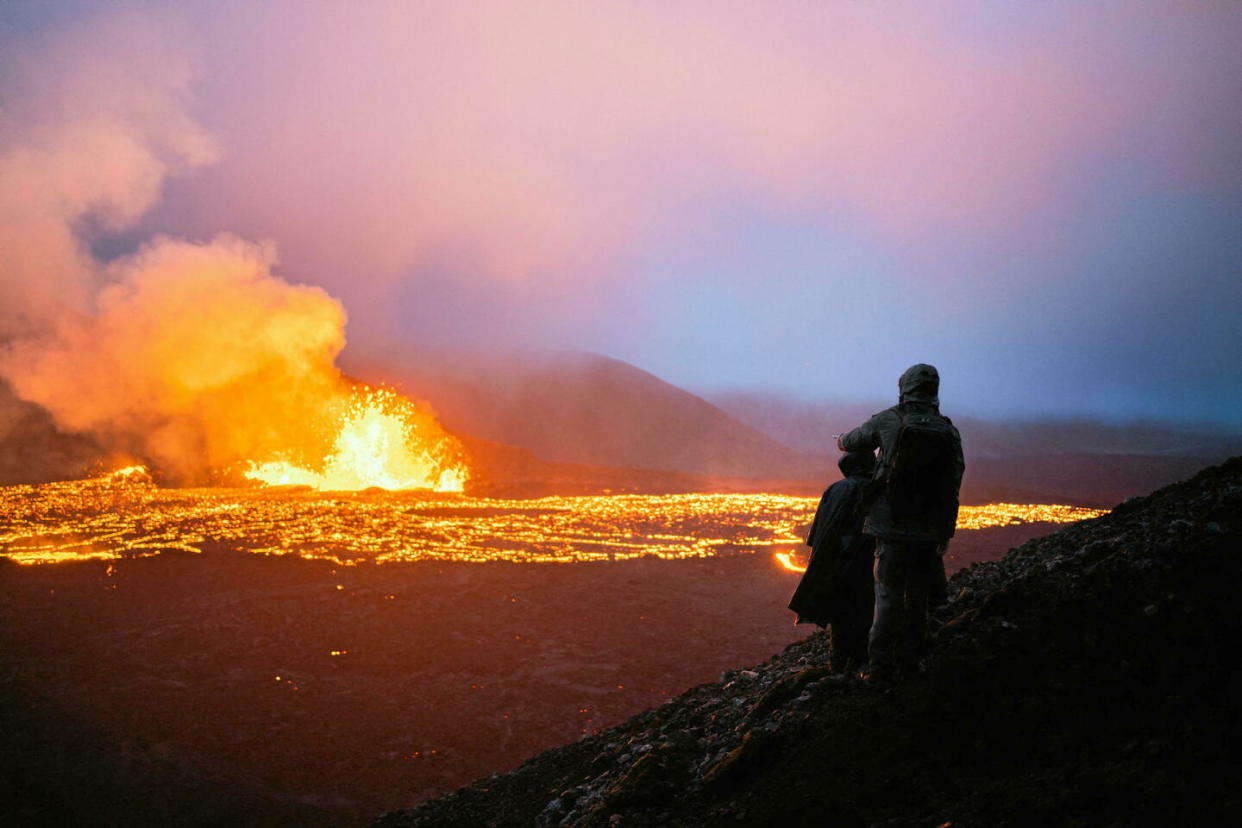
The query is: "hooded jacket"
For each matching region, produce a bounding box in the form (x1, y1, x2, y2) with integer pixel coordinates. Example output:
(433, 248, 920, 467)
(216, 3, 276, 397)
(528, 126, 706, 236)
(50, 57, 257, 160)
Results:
(838, 364, 965, 542)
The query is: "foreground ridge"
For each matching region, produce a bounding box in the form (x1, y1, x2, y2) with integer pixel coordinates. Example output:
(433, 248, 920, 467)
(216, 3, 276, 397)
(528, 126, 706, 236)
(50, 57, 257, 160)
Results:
(376, 458, 1242, 827)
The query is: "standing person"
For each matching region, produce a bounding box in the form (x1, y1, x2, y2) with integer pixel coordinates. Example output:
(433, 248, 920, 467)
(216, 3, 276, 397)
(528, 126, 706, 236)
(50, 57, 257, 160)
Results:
(788, 450, 877, 673)
(838, 363, 964, 681)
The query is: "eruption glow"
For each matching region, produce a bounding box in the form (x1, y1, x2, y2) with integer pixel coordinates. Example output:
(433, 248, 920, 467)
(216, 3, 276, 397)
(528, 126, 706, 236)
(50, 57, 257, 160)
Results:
(0, 233, 469, 488)
(244, 387, 467, 492)
(0, 17, 467, 490)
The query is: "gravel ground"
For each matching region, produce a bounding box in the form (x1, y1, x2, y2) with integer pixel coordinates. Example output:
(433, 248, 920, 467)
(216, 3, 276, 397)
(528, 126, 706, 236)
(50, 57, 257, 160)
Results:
(377, 457, 1242, 828)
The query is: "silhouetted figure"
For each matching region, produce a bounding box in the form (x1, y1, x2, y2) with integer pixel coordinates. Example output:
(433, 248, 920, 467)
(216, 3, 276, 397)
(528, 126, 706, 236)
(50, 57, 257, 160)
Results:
(838, 363, 964, 680)
(788, 450, 877, 672)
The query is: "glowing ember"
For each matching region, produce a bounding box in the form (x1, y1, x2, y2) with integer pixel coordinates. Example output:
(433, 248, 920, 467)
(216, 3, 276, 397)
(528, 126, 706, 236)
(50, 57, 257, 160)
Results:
(243, 387, 467, 492)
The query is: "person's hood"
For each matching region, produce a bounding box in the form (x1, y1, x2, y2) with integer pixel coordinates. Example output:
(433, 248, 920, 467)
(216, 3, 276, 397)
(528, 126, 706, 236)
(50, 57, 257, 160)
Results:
(838, 450, 875, 478)
(898, 363, 940, 406)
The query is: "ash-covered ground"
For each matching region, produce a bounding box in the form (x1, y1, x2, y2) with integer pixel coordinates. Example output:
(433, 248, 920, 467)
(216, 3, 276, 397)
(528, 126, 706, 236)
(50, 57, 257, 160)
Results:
(377, 457, 1242, 828)
(1, 495, 1054, 826)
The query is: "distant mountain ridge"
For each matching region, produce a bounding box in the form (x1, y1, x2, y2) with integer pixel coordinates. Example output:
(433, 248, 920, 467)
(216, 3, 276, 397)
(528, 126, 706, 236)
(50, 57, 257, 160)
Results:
(707, 389, 1242, 459)
(346, 350, 822, 480)
(350, 349, 1236, 504)
(5, 348, 1235, 505)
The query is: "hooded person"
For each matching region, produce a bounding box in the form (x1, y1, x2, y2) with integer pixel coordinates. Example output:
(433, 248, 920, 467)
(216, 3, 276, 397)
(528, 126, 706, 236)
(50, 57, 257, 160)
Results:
(837, 363, 964, 679)
(788, 449, 877, 671)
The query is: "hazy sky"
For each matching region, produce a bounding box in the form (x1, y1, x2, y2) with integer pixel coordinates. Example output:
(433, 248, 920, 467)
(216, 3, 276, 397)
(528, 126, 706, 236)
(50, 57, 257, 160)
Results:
(3, 0, 1240, 424)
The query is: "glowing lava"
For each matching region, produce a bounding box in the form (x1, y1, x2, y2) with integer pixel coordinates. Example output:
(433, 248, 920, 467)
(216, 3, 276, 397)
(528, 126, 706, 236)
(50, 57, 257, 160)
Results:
(775, 551, 805, 573)
(0, 473, 1108, 568)
(243, 387, 467, 491)
(773, 502, 1110, 573)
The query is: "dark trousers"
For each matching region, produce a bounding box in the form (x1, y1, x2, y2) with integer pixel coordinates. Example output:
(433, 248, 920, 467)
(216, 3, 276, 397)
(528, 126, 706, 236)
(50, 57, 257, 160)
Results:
(869, 540, 941, 674)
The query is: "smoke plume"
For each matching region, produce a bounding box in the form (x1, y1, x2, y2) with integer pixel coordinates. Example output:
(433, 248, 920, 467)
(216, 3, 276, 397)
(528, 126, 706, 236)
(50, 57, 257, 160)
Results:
(0, 10, 454, 483)
(2, 235, 354, 479)
(0, 10, 216, 328)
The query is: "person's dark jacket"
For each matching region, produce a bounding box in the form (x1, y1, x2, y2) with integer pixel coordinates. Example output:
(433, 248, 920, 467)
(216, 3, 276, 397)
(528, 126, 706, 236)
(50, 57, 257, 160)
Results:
(838, 363, 965, 542)
(788, 450, 876, 627)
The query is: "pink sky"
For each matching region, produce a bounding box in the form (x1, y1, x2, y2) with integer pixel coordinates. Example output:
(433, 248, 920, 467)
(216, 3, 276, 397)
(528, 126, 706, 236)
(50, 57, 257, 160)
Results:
(2, 0, 1240, 422)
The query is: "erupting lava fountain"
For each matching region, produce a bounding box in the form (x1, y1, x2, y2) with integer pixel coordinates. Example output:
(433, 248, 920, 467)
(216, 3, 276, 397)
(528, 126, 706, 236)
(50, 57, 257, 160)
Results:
(242, 386, 468, 492)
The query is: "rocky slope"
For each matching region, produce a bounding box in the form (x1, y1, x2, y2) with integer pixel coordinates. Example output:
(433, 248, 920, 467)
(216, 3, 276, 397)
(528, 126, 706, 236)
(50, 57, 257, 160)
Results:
(376, 457, 1242, 827)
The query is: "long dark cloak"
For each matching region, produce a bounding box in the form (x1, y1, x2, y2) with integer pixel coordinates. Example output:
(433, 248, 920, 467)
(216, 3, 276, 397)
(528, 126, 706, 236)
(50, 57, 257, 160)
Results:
(788, 477, 867, 627)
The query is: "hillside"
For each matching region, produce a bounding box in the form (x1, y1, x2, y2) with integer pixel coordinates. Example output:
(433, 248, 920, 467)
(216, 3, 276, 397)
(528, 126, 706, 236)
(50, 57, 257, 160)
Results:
(460, 433, 824, 498)
(6, 355, 1228, 504)
(344, 350, 820, 480)
(347, 350, 1235, 501)
(0, 372, 823, 496)
(376, 457, 1242, 827)
(0, 381, 102, 485)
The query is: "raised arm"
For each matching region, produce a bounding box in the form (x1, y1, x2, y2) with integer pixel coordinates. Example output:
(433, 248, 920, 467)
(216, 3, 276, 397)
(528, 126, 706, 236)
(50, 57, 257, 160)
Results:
(837, 414, 883, 454)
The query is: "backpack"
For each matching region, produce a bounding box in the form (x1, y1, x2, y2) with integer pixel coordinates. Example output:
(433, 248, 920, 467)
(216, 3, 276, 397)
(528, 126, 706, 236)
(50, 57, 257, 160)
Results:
(879, 405, 958, 529)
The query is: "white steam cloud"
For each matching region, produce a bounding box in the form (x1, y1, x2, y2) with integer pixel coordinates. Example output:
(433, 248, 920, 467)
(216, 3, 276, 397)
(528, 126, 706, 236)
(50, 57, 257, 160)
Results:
(0, 10, 386, 482)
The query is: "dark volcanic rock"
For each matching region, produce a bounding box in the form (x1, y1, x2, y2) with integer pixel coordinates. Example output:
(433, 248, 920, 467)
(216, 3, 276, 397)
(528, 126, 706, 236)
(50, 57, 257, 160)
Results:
(375, 457, 1242, 827)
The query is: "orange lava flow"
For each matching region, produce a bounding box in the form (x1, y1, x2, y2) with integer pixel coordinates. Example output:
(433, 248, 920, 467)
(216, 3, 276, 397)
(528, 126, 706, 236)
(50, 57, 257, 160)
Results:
(773, 502, 1109, 574)
(775, 551, 806, 573)
(0, 475, 1107, 568)
(243, 387, 468, 492)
